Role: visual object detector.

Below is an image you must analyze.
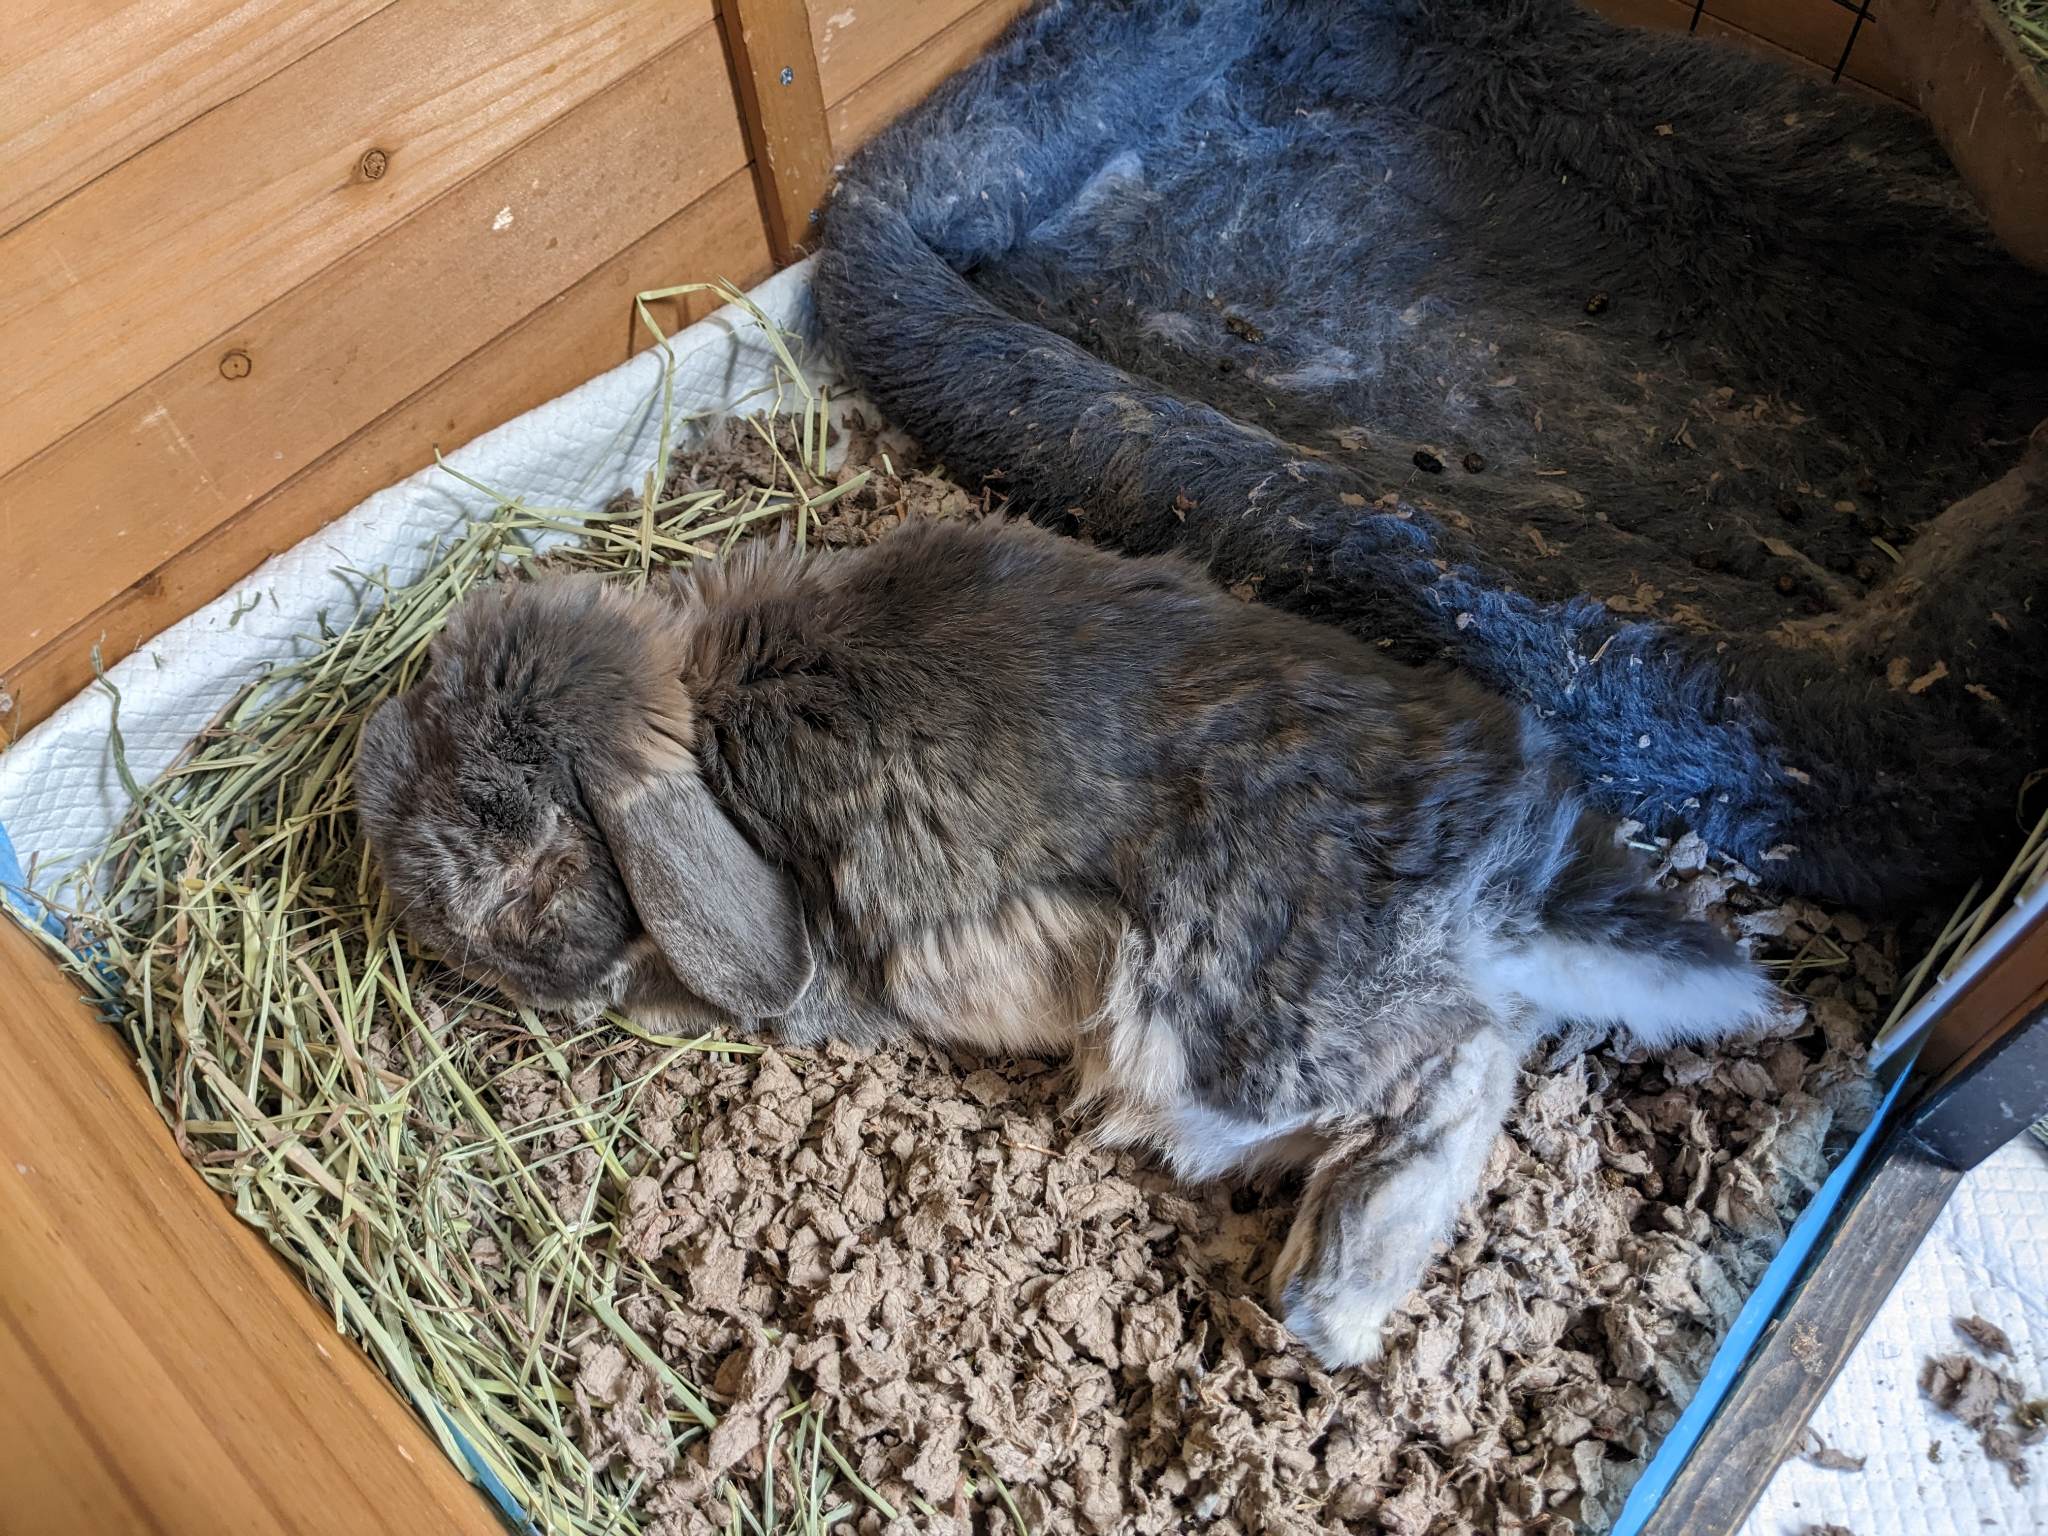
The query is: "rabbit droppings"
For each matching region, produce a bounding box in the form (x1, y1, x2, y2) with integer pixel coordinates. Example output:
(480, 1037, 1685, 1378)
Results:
(357, 517, 1774, 1369)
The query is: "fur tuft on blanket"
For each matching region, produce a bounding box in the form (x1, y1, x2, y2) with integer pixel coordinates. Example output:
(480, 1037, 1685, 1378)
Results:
(815, 0, 2048, 906)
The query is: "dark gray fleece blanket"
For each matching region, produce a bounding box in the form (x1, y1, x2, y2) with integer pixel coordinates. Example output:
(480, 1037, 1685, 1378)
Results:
(812, 0, 2048, 908)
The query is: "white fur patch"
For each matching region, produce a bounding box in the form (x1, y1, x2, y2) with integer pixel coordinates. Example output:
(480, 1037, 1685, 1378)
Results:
(1273, 1031, 1522, 1369)
(1160, 1103, 1322, 1182)
(1474, 935, 1774, 1048)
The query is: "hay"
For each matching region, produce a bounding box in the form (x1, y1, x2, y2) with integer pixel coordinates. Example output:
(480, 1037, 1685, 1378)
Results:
(1995, 0, 2048, 77)
(23, 286, 956, 1535)
(14, 279, 2030, 1533)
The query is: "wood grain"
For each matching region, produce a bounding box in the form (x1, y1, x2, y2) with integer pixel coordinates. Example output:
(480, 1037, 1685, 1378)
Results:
(807, 0, 1023, 108)
(1637, 1139, 1960, 1536)
(1883, 0, 2048, 272)
(0, 1, 394, 236)
(0, 170, 771, 733)
(1916, 907, 2048, 1080)
(0, 916, 501, 1536)
(0, 24, 748, 681)
(0, 1310, 155, 1534)
(728, 0, 837, 261)
(0, 0, 717, 479)
(827, 0, 1034, 154)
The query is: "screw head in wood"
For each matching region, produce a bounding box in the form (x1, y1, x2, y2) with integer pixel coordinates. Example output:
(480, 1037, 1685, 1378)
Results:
(219, 350, 252, 380)
(359, 148, 389, 181)
(779, 66, 794, 85)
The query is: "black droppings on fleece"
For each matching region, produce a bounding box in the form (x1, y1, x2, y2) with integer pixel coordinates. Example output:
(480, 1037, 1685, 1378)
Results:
(814, 0, 2048, 908)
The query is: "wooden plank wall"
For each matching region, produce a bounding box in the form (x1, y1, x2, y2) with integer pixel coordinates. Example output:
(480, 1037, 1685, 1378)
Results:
(1883, 0, 2048, 271)
(0, 1, 755, 732)
(0, 0, 1037, 737)
(0, 0, 1906, 739)
(0, 914, 505, 1536)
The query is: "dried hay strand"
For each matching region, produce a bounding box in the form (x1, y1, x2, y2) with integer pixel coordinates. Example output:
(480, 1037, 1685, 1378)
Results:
(1995, 0, 2048, 77)
(18, 284, 967, 1535)
(14, 269, 2043, 1534)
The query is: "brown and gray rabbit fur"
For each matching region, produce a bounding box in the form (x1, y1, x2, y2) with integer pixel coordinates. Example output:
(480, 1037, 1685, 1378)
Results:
(357, 517, 1773, 1368)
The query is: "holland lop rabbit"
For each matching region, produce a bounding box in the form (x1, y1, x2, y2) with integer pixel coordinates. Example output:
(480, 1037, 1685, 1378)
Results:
(357, 517, 1773, 1368)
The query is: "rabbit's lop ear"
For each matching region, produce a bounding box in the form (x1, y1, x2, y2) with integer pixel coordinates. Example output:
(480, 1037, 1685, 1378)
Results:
(593, 771, 814, 1018)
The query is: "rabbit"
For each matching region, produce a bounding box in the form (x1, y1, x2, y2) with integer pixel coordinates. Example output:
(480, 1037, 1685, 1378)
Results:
(355, 515, 1775, 1369)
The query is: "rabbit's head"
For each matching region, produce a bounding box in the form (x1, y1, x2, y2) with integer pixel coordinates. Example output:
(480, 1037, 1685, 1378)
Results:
(354, 575, 813, 1019)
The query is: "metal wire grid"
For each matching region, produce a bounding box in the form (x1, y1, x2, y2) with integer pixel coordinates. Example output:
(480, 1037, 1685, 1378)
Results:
(1687, 0, 1878, 84)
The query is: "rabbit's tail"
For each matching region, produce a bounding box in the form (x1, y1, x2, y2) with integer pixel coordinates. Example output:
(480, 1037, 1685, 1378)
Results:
(1479, 848, 1777, 1047)
(1488, 928, 1775, 1048)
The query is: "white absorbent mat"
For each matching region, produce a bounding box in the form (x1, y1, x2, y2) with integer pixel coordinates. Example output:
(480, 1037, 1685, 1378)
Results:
(2, 260, 2043, 1533)
(1745, 1134, 2048, 1535)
